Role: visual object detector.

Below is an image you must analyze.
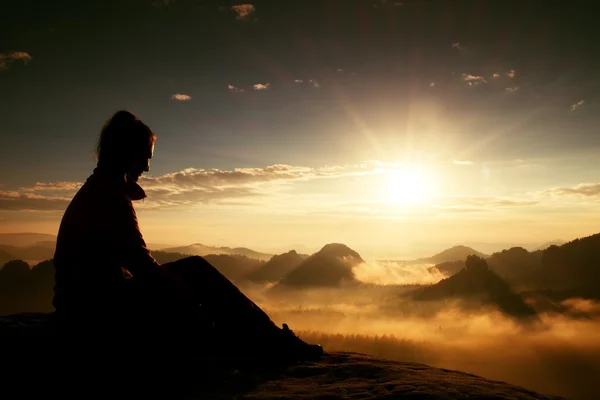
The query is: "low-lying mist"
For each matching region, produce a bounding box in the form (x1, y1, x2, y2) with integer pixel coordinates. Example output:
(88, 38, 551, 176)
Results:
(238, 282, 600, 400)
(352, 260, 447, 285)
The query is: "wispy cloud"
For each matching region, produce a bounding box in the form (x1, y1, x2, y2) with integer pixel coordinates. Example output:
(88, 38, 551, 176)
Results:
(492, 73, 501, 78)
(309, 79, 320, 88)
(547, 183, 600, 198)
(1, 161, 391, 211)
(228, 84, 244, 93)
(453, 160, 474, 165)
(294, 79, 303, 84)
(231, 4, 256, 20)
(435, 197, 539, 212)
(0, 52, 32, 70)
(462, 73, 487, 84)
(571, 100, 585, 112)
(452, 42, 462, 50)
(0, 191, 70, 211)
(253, 83, 270, 91)
(172, 93, 192, 101)
(27, 182, 83, 192)
(505, 86, 519, 93)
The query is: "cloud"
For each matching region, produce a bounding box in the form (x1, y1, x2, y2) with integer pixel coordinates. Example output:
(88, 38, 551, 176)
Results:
(462, 73, 487, 84)
(547, 183, 600, 198)
(0, 161, 394, 211)
(505, 86, 519, 93)
(429, 82, 436, 87)
(353, 260, 444, 285)
(172, 93, 192, 101)
(27, 182, 83, 192)
(435, 197, 539, 211)
(253, 83, 270, 91)
(492, 73, 501, 78)
(453, 160, 473, 165)
(294, 79, 304, 83)
(0, 191, 70, 211)
(228, 84, 244, 93)
(231, 4, 256, 20)
(452, 42, 462, 50)
(309, 79, 320, 88)
(571, 100, 585, 112)
(506, 69, 516, 78)
(0, 52, 32, 70)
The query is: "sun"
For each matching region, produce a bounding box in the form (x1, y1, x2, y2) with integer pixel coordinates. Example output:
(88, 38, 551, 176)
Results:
(384, 167, 433, 205)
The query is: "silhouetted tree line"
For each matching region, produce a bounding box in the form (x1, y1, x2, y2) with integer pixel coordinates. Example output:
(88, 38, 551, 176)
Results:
(0, 259, 55, 315)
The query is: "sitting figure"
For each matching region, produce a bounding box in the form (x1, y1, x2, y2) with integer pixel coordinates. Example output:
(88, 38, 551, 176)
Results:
(52, 110, 323, 366)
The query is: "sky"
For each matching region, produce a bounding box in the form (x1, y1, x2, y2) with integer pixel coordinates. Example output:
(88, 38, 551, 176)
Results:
(1, 0, 600, 258)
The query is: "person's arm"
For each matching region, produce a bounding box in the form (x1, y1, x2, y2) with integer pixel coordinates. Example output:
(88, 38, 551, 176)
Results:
(112, 196, 195, 301)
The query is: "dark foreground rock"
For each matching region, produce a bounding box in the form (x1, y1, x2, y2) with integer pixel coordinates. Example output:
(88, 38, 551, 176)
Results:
(195, 352, 565, 400)
(1, 313, 564, 400)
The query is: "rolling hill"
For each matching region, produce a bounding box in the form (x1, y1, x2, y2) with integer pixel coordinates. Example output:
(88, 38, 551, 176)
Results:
(160, 243, 273, 261)
(0, 233, 57, 247)
(409, 245, 488, 265)
(278, 243, 363, 288)
(247, 250, 308, 283)
(412, 255, 537, 318)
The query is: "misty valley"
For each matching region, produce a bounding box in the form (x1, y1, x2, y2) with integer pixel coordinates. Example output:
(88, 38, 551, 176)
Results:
(1, 232, 600, 399)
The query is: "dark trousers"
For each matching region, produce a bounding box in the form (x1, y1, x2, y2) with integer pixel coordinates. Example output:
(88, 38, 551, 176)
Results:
(119, 256, 280, 349)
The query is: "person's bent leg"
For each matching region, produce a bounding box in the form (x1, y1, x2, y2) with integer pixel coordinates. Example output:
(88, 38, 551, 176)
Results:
(163, 256, 277, 334)
(163, 256, 323, 364)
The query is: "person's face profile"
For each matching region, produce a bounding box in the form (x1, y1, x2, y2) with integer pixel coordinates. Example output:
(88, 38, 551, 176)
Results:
(126, 142, 154, 182)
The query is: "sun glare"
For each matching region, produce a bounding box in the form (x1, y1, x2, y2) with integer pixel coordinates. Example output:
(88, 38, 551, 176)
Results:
(384, 167, 433, 205)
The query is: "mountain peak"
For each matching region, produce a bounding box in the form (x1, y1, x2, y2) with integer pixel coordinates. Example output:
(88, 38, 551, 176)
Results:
(278, 243, 363, 288)
(413, 256, 537, 318)
(318, 243, 364, 262)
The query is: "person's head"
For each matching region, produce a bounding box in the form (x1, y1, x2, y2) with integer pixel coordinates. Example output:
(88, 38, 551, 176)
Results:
(96, 110, 156, 182)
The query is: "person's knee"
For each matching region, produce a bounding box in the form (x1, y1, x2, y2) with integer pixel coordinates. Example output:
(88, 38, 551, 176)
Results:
(174, 255, 218, 275)
(186, 255, 206, 264)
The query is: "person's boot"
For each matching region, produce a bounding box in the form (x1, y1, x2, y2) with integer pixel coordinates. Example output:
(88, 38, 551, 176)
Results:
(274, 323, 324, 362)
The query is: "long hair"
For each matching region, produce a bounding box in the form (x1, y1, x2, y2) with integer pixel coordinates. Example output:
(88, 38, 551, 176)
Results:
(95, 110, 156, 170)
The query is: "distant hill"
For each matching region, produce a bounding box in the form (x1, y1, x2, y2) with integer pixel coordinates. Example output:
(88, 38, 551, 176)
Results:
(160, 243, 273, 261)
(247, 250, 308, 283)
(278, 243, 363, 288)
(413, 255, 537, 319)
(150, 250, 193, 264)
(149, 250, 265, 282)
(0, 249, 15, 267)
(0, 244, 55, 264)
(202, 254, 265, 282)
(430, 233, 600, 291)
(0, 233, 57, 247)
(529, 240, 566, 252)
(431, 246, 544, 284)
(32, 241, 56, 249)
(541, 233, 600, 288)
(412, 245, 487, 265)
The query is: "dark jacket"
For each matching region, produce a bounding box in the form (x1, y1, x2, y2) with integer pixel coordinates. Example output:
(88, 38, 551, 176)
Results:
(53, 167, 163, 316)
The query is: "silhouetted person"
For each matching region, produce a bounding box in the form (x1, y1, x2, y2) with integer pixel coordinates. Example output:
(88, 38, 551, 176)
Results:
(53, 110, 322, 366)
